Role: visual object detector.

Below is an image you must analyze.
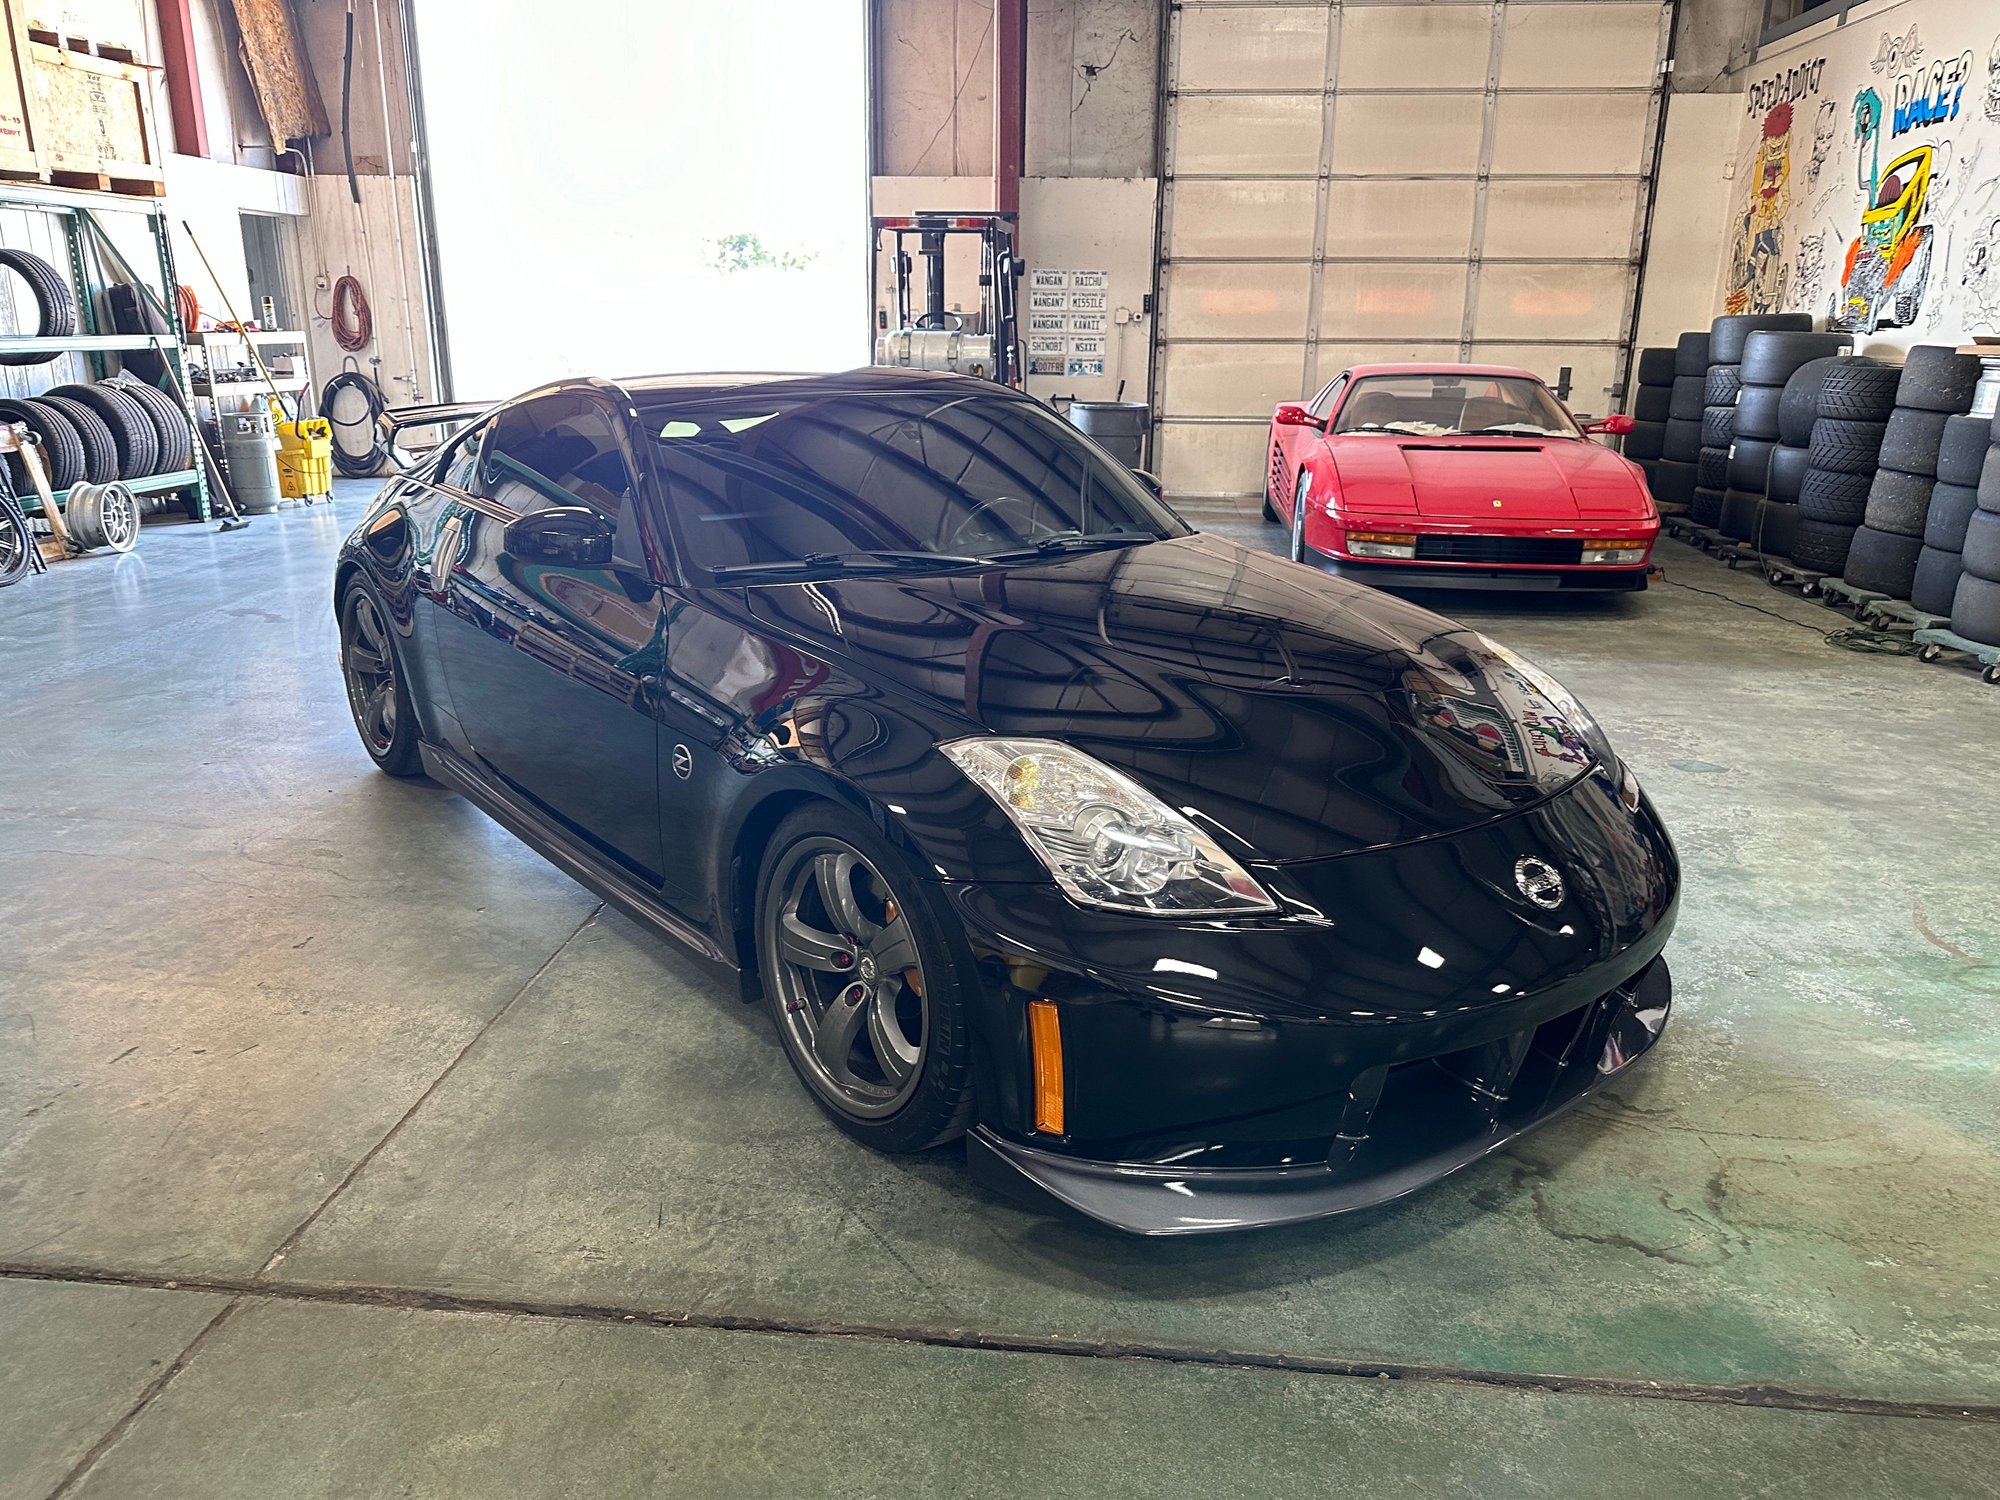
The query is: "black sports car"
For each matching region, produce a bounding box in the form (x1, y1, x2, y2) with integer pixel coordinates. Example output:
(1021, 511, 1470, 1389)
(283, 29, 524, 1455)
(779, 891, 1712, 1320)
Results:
(335, 369, 1678, 1235)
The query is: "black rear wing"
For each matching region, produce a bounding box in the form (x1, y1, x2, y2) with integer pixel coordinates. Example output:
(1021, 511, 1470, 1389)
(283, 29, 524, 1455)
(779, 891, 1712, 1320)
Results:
(381, 401, 495, 443)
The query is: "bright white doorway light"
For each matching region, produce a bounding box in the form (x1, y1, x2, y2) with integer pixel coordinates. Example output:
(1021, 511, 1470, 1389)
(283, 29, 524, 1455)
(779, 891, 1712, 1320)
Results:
(408, 0, 867, 398)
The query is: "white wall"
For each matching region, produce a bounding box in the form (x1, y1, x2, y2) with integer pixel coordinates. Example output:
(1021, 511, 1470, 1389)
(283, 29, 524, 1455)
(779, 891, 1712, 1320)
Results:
(1633, 93, 1743, 359)
(1019, 175, 1155, 405)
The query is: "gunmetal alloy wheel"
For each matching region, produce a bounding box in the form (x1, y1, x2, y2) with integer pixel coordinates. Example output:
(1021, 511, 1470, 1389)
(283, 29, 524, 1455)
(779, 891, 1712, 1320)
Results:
(764, 837, 929, 1120)
(341, 589, 400, 756)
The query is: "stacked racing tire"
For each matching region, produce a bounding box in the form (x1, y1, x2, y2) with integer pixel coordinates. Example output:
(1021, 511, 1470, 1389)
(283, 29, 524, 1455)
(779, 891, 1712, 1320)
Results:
(1910, 412, 1991, 614)
(1655, 330, 1709, 513)
(1790, 361, 1900, 574)
(1695, 313, 1810, 528)
(1948, 410, 2000, 647)
(1843, 346, 1982, 598)
(1718, 329, 1851, 546)
(1624, 346, 1675, 491)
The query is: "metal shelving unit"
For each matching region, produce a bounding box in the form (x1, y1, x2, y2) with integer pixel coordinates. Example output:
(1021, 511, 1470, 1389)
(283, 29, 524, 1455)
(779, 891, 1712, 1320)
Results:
(0, 185, 211, 521)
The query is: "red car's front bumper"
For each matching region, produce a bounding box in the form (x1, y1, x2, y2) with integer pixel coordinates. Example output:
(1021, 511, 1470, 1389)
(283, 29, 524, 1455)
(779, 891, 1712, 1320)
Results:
(1306, 518, 1658, 591)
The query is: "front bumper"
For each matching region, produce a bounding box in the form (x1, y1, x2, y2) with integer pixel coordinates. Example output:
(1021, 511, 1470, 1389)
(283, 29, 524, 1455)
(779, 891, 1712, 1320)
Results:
(968, 957, 1670, 1235)
(1307, 546, 1651, 592)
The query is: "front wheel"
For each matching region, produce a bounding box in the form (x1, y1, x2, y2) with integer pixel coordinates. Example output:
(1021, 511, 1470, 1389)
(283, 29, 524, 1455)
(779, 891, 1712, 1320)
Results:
(1290, 468, 1311, 562)
(756, 803, 975, 1153)
(339, 582, 423, 777)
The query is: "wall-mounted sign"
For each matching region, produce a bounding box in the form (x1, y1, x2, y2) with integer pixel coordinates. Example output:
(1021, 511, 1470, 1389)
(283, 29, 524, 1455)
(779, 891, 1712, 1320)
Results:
(1068, 335, 1105, 358)
(1068, 291, 1108, 314)
(1029, 289, 1068, 312)
(1067, 312, 1107, 334)
(1030, 268, 1068, 291)
(1069, 270, 1108, 291)
(1027, 334, 1065, 356)
(1066, 357, 1105, 378)
(1029, 313, 1067, 334)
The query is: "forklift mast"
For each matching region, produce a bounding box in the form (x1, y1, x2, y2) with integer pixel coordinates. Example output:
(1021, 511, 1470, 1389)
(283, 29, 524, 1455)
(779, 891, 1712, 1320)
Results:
(872, 211, 1022, 386)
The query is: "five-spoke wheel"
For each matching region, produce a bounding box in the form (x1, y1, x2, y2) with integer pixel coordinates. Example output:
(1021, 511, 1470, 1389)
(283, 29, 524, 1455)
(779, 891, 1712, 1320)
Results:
(339, 583, 421, 776)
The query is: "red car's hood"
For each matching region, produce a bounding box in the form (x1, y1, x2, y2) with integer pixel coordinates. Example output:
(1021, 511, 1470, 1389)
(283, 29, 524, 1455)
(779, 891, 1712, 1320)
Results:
(1329, 437, 1649, 520)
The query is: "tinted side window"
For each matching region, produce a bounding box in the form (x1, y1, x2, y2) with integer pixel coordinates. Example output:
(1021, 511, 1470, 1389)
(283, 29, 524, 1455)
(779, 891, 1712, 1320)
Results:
(1308, 377, 1346, 420)
(477, 395, 637, 536)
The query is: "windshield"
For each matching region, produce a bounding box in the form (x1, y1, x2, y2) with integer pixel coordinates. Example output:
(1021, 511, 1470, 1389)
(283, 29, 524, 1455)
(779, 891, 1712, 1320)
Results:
(1333, 374, 1579, 439)
(640, 387, 1188, 579)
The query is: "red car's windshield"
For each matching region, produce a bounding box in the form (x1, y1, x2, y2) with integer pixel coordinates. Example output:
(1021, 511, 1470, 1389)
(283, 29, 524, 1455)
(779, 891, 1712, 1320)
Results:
(1333, 375, 1579, 439)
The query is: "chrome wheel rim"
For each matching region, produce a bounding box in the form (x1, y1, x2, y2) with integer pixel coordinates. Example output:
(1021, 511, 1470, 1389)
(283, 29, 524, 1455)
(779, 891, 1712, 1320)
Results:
(1291, 469, 1310, 560)
(765, 837, 928, 1119)
(340, 591, 399, 755)
(98, 482, 138, 553)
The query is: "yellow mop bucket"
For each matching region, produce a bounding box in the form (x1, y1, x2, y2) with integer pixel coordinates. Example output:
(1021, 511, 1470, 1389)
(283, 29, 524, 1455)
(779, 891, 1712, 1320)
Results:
(275, 416, 333, 500)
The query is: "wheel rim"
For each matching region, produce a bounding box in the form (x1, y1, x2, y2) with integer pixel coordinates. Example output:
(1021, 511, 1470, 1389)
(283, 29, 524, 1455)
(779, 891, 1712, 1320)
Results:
(0, 511, 25, 580)
(1291, 469, 1310, 560)
(764, 836, 928, 1119)
(341, 591, 399, 754)
(98, 483, 137, 552)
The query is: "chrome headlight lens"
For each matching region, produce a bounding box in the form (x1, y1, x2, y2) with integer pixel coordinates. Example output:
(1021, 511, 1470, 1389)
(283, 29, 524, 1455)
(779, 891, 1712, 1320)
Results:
(940, 738, 1277, 916)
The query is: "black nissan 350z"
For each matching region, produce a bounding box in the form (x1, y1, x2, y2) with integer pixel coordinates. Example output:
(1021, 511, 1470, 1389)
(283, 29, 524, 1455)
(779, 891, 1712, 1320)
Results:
(334, 368, 1678, 1235)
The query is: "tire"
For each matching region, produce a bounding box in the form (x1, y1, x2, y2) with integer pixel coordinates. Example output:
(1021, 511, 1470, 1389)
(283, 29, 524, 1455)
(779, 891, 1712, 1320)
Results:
(1818, 362, 1901, 422)
(1624, 419, 1665, 461)
(33, 393, 117, 484)
(1704, 364, 1743, 407)
(1895, 345, 1982, 414)
(1911, 546, 1963, 615)
(1981, 447, 2000, 515)
(1691, 485, 1725, 526)
(1935, 415, 1990, 488)
(1777, 357, 1845, 446)
(1842, 525, 1924, 595)
(1290, 467, 1310, 561)
(1807, 417, 1889, 475)
(1731, 384, 1784, 442)
(1951, 571, 2000, 646)
(1798, 466, 1873, 525)
(1668, 376, 1705, 422)
(1697, 447, 1730, 490)
(1709, 312, 1812, 365)
(1865, 469, 1935, 538)
(1719, 487, 1762, 540)
(1963, 508, 2000, 581)
(338, 581, 424, 778)
(105, 378, 194, 474)
(0, 248, 78, 365)
(1768, 444, 1810, 503)
(0, 494, 29, 587)
(1924, 481, 1980, 551)
(1752, 498, 1800, 556)
(1728, 436, 1776, 492)
(1674, 331, 1711, 377)
(1632, 386, 1671, 424)
(755, 802, 976, 1154)
(1701, 405, 1736, 449)
(1789, 517, 1858, 573)
(1637, 347, 1677, 386)
(1738, 330, 1851, 387)
(0, 396, 84, 491)
(1650, 457, 1698, 508)
(1662, 417, 1703, 462)
(1878, 408, 1950, 478)
(47, 383, 159, 479)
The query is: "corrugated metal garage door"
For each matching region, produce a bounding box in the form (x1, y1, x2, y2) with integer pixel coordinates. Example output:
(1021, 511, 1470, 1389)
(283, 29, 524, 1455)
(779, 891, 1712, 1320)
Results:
(1153, 0, 1672, 504)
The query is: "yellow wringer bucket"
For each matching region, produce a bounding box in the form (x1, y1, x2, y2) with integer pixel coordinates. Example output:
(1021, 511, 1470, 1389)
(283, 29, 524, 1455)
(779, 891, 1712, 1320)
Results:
(274, 403, 333, 502)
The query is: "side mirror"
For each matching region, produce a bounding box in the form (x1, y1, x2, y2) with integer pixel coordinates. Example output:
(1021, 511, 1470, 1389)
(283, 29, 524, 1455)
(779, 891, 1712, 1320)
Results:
(503, 506, 614, 567)
(1585, 414, 1636, 436)
(1273, 402, 1319, 428)
(1130, 467, 1164, 496)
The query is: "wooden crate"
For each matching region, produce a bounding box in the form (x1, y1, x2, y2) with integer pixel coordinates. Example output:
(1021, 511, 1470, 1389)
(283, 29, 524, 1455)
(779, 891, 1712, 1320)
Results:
(28, 40, 160, 194)
(0, 1, 41, 180)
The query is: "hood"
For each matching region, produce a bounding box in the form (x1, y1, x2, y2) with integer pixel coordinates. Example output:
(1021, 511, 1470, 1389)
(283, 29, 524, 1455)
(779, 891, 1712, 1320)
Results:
(740, 534, 1600, 863)
(1330, 437, 1649, 520)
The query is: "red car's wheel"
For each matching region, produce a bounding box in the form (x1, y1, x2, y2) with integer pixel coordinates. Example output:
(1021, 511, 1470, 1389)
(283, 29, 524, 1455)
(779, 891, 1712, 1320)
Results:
(1290, 468, 1310, 561)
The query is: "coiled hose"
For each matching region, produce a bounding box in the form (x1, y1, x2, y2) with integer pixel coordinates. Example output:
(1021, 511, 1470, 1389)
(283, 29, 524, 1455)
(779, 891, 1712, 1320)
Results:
(322, 367, 392, 478)
(332, 273, 372, 352)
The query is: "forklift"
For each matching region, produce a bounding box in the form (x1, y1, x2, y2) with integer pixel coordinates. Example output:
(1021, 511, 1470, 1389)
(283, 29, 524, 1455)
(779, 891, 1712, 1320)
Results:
(871, 211, 1023, 387)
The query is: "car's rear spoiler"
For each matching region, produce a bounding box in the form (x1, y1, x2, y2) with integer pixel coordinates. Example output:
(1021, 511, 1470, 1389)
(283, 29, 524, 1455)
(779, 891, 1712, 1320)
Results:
(381, 400, 495, 441)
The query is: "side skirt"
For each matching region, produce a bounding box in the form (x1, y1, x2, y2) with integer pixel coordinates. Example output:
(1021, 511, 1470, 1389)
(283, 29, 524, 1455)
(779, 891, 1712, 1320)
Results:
(419, 741, 737, 970)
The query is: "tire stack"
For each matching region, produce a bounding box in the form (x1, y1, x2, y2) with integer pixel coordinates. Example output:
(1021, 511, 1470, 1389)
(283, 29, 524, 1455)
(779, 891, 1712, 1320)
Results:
(1694, 313, 1812, 529)
(1655, 331, 1708, 513)
(1717, 330, 1852, 546)
(1910, 414, 1990, 615)
(1623, 346, 1675, 493)
(1791, 362, 1902, 574)
(1947, 415, 2000, 646)
(0, 376, 194, 499)
(1843, 346, 1983, 598)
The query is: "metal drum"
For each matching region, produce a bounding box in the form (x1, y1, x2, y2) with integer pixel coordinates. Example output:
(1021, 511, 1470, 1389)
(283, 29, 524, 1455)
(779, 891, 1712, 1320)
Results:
(875, 327, 999, 380)
(222, 408, 283, 514)
(1067, 400, 1150, 472)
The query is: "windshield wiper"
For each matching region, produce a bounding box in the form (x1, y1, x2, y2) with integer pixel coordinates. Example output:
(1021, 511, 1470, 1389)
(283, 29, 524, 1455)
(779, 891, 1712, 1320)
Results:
(1462, 424, 1566, 437)
(979, 530, 1153, 562)
(709, 550, 987, 580)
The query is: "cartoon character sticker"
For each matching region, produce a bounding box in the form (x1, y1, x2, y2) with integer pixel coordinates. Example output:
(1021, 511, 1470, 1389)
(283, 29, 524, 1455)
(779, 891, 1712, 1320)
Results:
(1962, 216, 2000, 331)
(1808, 100, 1838, 190)
(1795, 232, 1827, 312)
(1837, 104, 1938, 335)
(1727, 103, 1795, 315)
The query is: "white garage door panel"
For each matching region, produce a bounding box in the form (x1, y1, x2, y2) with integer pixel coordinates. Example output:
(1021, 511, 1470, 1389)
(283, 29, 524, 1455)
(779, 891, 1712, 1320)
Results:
(1169, 180, 1318, 260)
(1335, 93, 1486, 177)
(1471, 344, 1623, 409)
(1325, 179, 1479, 259)
(1500, 4, 1662, 90)
(1162, 343, 1307, 419)
(1173, 95, 1324, 176)
(1474, 263, 1631, 342)
(1490, 94, 1653, 176)
(1156, 422, 1274, 498)
(1483, 179, 1643, 260)
(1319, 341, 1463, 373)
(1163, 263, 1313, 340)
(1336, 5, 1492, 90)
(1177, 8, 1329, 91)
(1322, 264, 1471, 341)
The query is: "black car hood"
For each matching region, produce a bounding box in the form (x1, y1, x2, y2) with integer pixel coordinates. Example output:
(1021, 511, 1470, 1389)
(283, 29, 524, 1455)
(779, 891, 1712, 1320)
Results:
(741, 533, 1595, 863)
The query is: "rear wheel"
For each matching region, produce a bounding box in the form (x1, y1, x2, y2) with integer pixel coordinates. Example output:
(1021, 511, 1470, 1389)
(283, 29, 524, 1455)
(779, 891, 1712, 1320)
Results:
(339, 582, 422, 777)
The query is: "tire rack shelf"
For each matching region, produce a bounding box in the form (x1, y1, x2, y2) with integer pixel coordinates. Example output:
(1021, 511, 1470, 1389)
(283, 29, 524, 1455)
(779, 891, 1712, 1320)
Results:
(0, 185, 211, 521)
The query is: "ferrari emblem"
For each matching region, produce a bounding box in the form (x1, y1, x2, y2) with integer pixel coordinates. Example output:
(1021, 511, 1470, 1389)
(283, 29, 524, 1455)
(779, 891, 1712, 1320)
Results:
(1492, 499, 1503, 508)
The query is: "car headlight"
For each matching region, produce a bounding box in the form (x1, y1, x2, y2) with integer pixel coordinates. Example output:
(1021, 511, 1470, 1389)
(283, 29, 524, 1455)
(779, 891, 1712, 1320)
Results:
(940, 738, 1278, 916)
(1473, 636, 1616, 770)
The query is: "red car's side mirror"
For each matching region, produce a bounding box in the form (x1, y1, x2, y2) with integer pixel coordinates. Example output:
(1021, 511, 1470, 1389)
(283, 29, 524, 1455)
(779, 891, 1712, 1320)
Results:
(1585, 414, 1636, 436)
(1273, 403, 1319, 428)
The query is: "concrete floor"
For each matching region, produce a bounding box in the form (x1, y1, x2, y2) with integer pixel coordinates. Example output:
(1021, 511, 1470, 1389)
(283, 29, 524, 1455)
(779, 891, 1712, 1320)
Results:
(2, 485, 1996, 1497)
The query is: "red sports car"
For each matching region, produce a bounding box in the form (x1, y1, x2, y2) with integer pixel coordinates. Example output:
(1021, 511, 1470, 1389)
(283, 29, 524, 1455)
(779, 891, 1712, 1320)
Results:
(1264, 364, 1658, 591)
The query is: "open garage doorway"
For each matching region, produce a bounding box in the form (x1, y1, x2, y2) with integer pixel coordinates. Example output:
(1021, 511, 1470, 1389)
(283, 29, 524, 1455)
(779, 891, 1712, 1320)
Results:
(406, 0, 869, 398)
